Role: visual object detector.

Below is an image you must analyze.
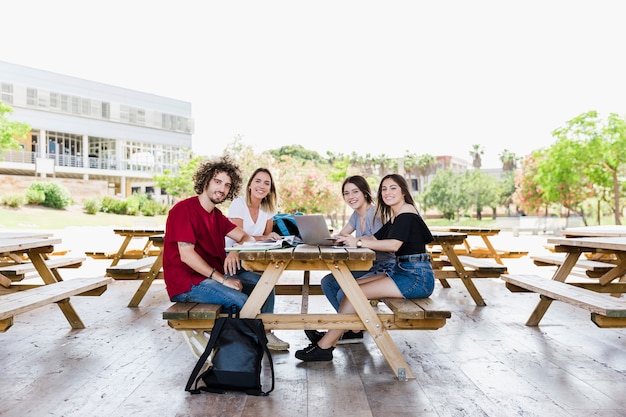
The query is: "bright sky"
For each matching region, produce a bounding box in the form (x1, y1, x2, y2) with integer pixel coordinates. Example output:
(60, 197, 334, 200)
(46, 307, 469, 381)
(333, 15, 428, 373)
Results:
(3, 1, 626, 168)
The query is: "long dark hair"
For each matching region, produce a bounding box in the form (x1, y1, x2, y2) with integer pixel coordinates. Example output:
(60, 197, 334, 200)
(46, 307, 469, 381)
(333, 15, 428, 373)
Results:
(342, 175, 374, 205)
(375, 174, 416, 223)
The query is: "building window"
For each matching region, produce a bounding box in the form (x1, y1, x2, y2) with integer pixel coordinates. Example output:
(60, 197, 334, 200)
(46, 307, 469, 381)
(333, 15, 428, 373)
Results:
(101, 102, 110, 119)
(50, 92, 59, 109)
(1, 83, 14, 104)
(26, 88, 37, 106)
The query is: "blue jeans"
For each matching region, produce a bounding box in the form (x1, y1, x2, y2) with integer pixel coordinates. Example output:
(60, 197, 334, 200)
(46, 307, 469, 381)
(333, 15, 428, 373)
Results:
(389, 258, 434, 299)
(320, 259, 395, 311)
(171, 268, 275, 314)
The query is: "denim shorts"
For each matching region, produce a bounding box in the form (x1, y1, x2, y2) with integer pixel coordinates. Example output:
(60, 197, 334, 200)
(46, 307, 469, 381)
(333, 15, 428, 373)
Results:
(388, 257, 434, 299)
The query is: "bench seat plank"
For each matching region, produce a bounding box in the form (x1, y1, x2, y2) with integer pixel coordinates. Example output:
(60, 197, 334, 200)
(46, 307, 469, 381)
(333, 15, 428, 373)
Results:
(0, 276, 112, 332)
(163, 299, 451, 331)
(437, 255, 507, 276)
(381, 297, 451, 320)
(106, 257, 160, 279)
(0, 256, 85, 280)
(531, 254, 617, 278)
(501, 274, 626, 327)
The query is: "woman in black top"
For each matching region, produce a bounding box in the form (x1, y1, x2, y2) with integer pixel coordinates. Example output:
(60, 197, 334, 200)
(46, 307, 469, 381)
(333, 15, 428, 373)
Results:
(295, 173, 435, 362)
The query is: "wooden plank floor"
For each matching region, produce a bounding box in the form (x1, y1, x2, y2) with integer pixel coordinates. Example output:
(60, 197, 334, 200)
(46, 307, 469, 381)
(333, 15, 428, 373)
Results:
(1, 252, 625, 416)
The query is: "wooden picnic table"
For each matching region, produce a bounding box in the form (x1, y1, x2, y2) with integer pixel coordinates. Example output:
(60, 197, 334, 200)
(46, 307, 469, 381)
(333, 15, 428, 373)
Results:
(164, 244, 451, 380)
(502, 236, 626, 327)
(430, 226, 527, 264)
(0, 236, 111, 331)
(429, 231, 507, 306)
(96, 227, 164, 268)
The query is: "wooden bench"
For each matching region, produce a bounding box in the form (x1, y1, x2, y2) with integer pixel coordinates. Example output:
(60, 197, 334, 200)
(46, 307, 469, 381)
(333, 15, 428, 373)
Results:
(436, 255, 508, 276)
(0, 276, 112, 332)
(85, 249, 161, 260)
(106, 257, 161, 279)
(531, 254, 617, 278)
(0, 256, 85, 281)
(163, 297, 451, 332)
(501, 274, 626, 328)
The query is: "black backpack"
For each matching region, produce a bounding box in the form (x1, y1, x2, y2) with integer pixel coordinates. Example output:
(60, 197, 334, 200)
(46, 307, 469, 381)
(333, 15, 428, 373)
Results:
(185, 307, 275, 396)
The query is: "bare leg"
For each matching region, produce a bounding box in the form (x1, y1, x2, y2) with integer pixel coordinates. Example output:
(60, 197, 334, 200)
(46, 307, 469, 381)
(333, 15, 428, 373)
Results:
(317, 275, 402, 349)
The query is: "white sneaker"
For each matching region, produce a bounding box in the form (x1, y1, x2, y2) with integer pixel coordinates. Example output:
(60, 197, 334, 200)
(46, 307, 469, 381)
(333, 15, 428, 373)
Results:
(266, 332, 290, 351)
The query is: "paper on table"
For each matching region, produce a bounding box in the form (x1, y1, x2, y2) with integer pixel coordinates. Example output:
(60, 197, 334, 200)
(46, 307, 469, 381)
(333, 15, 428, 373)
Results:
(226, 235, 301, 251)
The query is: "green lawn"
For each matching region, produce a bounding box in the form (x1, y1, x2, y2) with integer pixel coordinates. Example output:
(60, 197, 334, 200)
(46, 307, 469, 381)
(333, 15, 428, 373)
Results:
(0, 205, 167, 229)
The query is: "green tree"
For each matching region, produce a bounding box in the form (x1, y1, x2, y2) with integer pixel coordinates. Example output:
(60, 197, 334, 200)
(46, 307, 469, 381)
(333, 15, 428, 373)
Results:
(554, 111, 626, 225)
(466, 170, 499, 220)
(153, 152, 200, 201)
(536, 136, 594, 222)
(269, 144, 323, 162)
(422, 169, 469, 220)
(0, 102, 30, 155)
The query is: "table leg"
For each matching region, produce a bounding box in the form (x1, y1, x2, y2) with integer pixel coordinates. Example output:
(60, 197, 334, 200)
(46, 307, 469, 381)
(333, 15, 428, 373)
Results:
(440, 242, 486, 306)
(29, 249, 86, 329)
(327, 260, 415, 380)
(598, 253, 626, 286)
(239, 260, 288, 318)
(526, 251, 581, 326)
(109, 235, 133, 268)
(128, 253, 163, 307)
(480, 235, 503, 265)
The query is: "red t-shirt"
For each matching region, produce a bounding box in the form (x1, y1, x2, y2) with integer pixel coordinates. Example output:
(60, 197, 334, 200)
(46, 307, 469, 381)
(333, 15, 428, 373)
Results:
(163, 196, 236, 299)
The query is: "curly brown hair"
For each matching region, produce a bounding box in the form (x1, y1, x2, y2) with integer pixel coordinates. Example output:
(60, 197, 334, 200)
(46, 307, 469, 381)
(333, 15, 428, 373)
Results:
(192, 155, 243, 201)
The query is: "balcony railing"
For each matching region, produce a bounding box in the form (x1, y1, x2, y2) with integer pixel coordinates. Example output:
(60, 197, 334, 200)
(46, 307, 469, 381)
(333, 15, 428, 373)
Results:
(0, 150, 169, 174)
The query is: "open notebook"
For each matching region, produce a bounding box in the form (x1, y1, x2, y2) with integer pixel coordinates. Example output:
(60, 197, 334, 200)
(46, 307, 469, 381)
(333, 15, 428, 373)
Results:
(226, 235, 300, 251)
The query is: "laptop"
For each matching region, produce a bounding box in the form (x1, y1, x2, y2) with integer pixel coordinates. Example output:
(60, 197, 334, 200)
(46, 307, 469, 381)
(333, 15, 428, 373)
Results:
(294, 215, 339, 246)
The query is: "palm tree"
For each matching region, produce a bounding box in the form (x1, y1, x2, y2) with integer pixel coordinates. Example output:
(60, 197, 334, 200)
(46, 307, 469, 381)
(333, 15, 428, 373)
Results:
(499, 149, 518, 172)
(469, 144, 484, 170)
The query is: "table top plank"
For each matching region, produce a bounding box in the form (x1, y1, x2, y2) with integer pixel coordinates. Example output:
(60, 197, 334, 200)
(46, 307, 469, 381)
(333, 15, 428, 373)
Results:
(548, 236, 626, 252)
(561, 225, 626, 238)
(0, 238, 62, 253)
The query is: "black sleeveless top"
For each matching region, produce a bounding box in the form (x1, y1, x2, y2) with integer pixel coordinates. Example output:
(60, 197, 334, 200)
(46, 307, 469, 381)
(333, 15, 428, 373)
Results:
(374, 212, 434, 256)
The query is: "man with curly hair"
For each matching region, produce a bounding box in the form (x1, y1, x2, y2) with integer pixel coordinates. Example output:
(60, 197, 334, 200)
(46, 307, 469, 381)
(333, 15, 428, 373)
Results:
(163, 155, 289, 350)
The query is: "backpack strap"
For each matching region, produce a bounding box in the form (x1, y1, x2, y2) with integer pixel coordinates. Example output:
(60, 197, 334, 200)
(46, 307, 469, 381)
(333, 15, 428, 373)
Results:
(185, 317, 226, 394)
(246, 319, 275, 396)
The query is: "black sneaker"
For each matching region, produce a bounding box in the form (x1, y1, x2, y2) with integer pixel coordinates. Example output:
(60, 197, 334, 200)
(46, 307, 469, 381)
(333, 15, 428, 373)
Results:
(295, 343, 334, 362)
(337, 330, 364, 345)
(304, 330, 325, 344)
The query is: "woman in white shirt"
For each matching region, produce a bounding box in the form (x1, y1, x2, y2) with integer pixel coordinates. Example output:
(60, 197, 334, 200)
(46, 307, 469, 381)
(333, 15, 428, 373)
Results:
(225, 167, 288, 350)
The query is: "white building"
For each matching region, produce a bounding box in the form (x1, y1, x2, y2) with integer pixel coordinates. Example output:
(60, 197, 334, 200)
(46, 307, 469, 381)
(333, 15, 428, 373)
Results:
(0, 60, 193, 200)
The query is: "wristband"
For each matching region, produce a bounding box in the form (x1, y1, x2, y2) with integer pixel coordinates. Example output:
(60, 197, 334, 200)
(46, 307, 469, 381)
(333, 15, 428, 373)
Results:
(209, 268, 215, 278)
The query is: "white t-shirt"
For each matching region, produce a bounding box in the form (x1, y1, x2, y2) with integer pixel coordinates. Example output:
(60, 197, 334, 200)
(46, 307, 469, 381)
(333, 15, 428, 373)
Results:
(224, 197, 276, 247)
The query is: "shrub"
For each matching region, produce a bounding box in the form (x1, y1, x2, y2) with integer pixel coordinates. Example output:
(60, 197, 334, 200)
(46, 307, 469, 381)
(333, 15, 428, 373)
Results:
(25, 187, 45, 205)
(140, 199, 166, 216)
(1, 193, 26, 208)
(27, 182, 73, 209)
(83, 197, 102, 215)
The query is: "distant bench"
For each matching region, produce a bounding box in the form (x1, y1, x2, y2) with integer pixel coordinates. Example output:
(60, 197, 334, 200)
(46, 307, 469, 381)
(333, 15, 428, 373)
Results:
(0, 256, 85, 282)
(85, 249, 161, 260)
(0, 276, 112, 332)
(163, 296, 451, 332)
(106, 256, 161, 280)
(495, 216, 584, 237)
(436, 255, 508, 277)
(501, 274, 626, 328)
(530, 254, 616, 278)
